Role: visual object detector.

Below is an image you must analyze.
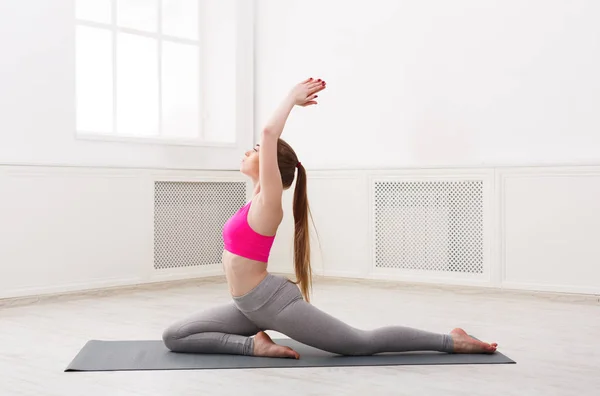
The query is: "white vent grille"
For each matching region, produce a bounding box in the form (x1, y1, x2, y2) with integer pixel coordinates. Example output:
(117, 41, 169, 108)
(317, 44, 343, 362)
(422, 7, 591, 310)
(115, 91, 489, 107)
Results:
(154, 181, 246, 270)
(374, 180, 483, 274)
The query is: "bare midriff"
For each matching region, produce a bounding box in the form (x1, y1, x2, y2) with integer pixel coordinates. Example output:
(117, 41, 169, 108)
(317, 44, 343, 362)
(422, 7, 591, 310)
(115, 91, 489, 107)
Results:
(222, 250, 269, 297)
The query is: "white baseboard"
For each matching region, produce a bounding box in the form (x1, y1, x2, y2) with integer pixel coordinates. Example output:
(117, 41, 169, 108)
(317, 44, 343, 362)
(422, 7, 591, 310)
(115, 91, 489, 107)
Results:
(366, 273, 492, 288)
(314, 269, 368, 279)
(0, 266, 223, 299)
(500, 282, 600, 296)
(0, 266, 225, 301)
(150, 264, 224, 282)
(0, 276, 145, 300)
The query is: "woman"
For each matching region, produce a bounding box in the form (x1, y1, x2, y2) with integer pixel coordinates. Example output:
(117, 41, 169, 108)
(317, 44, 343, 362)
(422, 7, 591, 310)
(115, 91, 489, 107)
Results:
(162, 78, 498, 358)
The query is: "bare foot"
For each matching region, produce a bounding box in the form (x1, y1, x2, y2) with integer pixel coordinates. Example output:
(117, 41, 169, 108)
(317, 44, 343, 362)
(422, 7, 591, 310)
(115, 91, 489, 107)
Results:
(252, 331, 300, 359)
(450, 328, 498, 354)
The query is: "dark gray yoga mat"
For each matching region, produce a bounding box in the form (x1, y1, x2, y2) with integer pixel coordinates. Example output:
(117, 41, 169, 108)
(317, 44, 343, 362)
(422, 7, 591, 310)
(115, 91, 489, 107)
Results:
(65, 338, 515, 371)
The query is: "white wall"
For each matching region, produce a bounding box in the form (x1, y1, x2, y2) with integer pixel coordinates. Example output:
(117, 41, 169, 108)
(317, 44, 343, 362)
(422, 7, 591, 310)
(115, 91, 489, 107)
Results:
(0, 165, 245, 299)
(2, 1, 599, 301)
(0, 1, 257, 300)
(0, 0, 253, 170)
(3, 163, 598, 300)
(268, 166, 600, 295)
(499, 167, 600, 294)
(255, 0, 600, 169)
(257, 1, 600, 296)
(269, 172, 373, 279)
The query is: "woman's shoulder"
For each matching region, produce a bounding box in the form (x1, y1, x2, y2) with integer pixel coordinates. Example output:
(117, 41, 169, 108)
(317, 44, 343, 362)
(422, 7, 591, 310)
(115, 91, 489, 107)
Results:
(247, 193, 283, 235)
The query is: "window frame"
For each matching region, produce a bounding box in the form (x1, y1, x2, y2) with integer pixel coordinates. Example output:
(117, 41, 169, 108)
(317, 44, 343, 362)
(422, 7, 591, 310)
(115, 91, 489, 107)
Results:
(73, 0, 251, 149)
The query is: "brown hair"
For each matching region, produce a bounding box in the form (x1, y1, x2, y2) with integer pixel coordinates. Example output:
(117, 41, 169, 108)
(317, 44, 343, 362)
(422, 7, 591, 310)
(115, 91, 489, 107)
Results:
(277, 138, 313, 302)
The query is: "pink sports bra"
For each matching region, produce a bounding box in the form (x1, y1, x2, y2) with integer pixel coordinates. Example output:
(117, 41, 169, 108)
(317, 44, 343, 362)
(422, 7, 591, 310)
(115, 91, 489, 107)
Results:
(222, 200, 276, 262)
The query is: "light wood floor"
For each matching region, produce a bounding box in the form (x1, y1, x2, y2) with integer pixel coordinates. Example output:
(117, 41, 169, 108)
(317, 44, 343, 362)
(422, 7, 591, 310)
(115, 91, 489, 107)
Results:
(1, 276, 599, 396)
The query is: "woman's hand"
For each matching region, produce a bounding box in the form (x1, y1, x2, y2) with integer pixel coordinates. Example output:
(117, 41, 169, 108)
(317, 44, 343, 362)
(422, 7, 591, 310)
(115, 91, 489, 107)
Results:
(261, 77, 326, 140)
(289, 77, 326, 107)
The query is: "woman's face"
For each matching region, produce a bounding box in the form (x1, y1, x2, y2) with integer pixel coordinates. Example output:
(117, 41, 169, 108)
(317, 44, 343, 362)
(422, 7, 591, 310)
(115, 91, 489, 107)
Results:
(241, 144, 260, 179)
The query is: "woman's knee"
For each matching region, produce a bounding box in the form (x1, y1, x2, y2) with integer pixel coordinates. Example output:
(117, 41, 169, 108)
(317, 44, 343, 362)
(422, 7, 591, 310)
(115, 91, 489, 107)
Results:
(162, 324, 184, 351)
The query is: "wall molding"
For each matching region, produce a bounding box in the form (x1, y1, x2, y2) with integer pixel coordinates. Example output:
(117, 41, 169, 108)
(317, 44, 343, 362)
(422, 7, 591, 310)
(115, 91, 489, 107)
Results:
(2, 163, 599, 300)
(0, 165, 244, 300)
(497, 166, 600, 295)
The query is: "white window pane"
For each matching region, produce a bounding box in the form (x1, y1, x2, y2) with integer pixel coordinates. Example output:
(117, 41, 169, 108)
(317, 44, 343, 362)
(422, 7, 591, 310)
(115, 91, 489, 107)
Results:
(76, 26, 113, 133)
(162, 42, 199, 139)
(116, 33, 158, 137)
(76, 0, 112, 24)
(162, 0, 198, 40)
(117, 0, 157, 32)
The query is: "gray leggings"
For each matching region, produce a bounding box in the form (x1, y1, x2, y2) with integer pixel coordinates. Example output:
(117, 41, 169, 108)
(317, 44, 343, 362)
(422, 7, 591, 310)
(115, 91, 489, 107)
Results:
(162, 274, 454, 356)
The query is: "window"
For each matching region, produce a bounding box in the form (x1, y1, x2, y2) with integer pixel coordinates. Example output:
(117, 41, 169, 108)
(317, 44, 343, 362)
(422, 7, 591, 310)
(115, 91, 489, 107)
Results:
(75, 0, 225, 145)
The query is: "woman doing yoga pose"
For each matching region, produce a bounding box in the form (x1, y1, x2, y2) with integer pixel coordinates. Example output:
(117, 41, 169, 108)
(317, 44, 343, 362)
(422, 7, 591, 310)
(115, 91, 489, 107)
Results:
(162, 78, 498, 358)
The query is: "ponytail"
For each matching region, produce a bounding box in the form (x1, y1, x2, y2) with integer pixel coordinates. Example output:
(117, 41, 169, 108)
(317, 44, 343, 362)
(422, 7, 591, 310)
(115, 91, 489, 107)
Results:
(292, 163, 313, 302)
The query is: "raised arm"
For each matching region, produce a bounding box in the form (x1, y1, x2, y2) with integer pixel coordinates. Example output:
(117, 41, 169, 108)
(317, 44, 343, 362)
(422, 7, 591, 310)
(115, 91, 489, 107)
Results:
(258, 78, 326, 206)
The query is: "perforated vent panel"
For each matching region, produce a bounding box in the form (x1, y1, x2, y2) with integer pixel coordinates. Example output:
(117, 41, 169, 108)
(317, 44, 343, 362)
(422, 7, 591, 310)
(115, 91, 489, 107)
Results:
(154, 181, 246, 270)
(374, 180, 483, 273)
